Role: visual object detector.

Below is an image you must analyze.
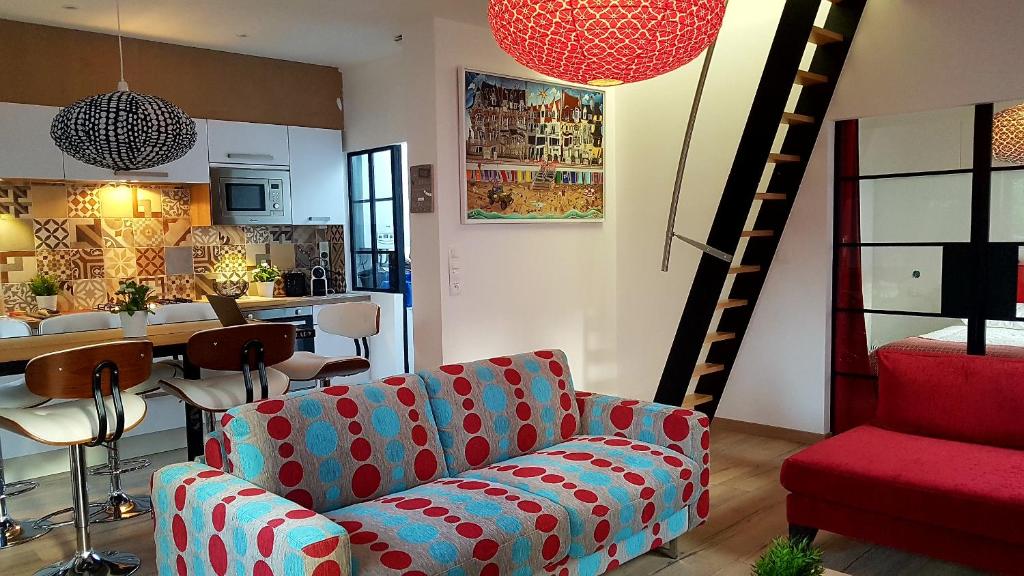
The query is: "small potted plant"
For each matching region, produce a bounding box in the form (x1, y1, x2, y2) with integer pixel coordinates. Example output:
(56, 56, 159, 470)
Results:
(752, 537, 825, 576)
(28, 273, 60, 311)
(112, 280, 156, 338)
(252, 262, 281, 298)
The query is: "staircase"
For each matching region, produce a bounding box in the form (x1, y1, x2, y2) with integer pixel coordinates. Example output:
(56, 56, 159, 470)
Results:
(655, 0, 866, 415)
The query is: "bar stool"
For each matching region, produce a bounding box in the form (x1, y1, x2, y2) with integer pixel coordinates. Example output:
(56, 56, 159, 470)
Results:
(159, 324, 296, 434)
(37, 312, 167, 524)
(0, 318, 51, 548)
(274, 301, 379, 387)
(0, 340, 152, 576)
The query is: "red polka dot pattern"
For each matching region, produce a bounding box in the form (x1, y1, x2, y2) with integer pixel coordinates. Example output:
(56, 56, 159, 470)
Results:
(420, 350, 581, 474)
(152, 462, 350, 576)
(221, 375, 449, 512)
(463, 436, 702, 557)
(326, 477, 570, 576)
(574, 390, 711, 528)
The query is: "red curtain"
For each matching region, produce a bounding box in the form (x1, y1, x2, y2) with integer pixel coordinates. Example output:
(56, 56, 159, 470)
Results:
(833, 119, 876, 433)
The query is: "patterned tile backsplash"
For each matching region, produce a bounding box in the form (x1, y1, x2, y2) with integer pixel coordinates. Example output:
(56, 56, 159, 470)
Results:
(0, 182, 346, 313)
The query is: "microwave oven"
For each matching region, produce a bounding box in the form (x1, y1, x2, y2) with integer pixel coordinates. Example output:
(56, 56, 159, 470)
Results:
(211, 167, 292, 225)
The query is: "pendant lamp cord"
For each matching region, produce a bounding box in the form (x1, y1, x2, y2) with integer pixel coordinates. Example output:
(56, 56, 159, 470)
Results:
(115, 0, 128, 91)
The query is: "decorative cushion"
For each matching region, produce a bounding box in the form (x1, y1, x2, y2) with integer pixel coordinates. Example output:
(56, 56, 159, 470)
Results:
(324, 477, 571, 576)
(221, 375, 449, 513)
(460, 436, 700, 558)
(781, 425, 1024, 546)
(876, 349, 1024, 449)
(419, 350, 580, 474)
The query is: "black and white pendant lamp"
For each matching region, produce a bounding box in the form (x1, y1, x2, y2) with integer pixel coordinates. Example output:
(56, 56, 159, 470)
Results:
(50, 0, 197, 172)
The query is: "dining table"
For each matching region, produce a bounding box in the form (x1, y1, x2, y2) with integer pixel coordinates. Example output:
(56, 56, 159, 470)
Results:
(0, 318, 224, 460)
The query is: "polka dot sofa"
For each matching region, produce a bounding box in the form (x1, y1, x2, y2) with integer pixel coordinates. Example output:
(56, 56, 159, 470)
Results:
(151, 350, 711, 576)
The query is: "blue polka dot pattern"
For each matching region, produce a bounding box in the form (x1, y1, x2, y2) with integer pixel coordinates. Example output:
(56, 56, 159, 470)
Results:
(326, 477, 570, 576)
(419, 350, 581, 474)
(305, 421, 339, 456)
(371, 405, 401, 438)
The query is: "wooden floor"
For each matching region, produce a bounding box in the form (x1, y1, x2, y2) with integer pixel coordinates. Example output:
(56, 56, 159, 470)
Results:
(0, 423, 986, 576)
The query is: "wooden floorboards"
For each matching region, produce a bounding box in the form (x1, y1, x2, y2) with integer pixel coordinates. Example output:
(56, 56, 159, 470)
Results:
(0, 424, 986, 576)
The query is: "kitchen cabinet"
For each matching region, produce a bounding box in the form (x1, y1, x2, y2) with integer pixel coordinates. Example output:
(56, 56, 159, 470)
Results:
(0, 103, 65, 180)
(289, 126, 346, 225)
(63, 119, 210, 183)
(208, 120, 289, 166)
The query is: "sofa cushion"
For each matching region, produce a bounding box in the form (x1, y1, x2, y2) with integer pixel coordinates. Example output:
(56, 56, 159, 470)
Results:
(460, 436, 700, 558)
(324, 477, 571, 576)
(221, 375, 448, 513)
(876, 349, 1024, 449)
(419, 350, 581, 474)
(781, 425, 1024, 545)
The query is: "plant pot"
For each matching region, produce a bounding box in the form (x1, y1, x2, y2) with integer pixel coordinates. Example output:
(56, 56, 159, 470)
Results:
(119, 311, 149, 338)
(255, 282, 276, 298)
(35, 295, 57, 311)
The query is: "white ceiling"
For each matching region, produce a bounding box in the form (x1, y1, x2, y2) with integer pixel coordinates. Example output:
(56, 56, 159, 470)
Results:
(0, 0, 490, 68)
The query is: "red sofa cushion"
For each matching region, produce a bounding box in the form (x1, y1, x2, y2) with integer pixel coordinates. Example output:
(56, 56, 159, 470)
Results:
(780, 425, 1024, 546)
(875, 349, 1024, 449)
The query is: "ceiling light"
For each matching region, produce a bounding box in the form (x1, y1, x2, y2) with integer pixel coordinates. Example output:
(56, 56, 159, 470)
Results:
(61, 5, 79, 10)
(50, 0, 197, 172)
(488, 0, 727, 86)
(237, 33, 248, 38)
(993, 104, 1024, 164)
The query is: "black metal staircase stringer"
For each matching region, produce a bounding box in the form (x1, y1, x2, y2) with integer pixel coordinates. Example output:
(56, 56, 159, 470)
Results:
(654, 0, 866, 414)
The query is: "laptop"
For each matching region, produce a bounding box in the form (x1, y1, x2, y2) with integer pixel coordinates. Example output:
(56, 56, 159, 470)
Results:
(207, 295, 249, 327)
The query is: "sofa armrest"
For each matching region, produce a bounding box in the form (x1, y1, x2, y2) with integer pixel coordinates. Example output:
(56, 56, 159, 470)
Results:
(152, 462, 350, 576)
(575, 391, 711, 525)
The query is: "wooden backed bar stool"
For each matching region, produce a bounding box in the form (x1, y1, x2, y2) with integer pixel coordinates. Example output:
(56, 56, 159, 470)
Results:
(159, 324, 296, 433)
(38, 312, 169, 524)
(0, 318, 51, 548)
(0, 341, 153, 576)
(275, 301, 380, 387)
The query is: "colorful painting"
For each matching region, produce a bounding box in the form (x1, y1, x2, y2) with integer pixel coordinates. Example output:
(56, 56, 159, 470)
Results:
(461, 69, 606, 223)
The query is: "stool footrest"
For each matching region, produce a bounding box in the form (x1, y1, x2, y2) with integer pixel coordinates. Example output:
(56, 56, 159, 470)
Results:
(3, 479, 37, 498)
(88, 457, 151, 477)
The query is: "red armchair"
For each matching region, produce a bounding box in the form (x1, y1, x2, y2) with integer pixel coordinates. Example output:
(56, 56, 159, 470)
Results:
(781, 349, 1024, 575)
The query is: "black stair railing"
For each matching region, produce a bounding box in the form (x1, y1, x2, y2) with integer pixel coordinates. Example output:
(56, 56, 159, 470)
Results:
(655, 0, 866, 416)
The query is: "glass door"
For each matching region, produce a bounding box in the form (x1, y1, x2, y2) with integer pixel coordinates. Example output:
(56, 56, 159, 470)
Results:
(348, 145, 405, 293)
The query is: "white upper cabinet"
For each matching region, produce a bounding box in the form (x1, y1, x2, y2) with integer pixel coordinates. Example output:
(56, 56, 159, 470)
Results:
(63, 119, 210, 183)
(208, 120, 289, 166)
(289, 126, 346, 225)
(0, 103, 65, 180)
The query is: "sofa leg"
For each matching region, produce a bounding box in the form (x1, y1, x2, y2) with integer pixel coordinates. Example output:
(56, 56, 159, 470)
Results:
(789, 524, 818, 544)
(659, 536, 683, 560)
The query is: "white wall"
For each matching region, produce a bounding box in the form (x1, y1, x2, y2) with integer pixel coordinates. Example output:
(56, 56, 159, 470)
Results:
(735, 0, 1024, 432)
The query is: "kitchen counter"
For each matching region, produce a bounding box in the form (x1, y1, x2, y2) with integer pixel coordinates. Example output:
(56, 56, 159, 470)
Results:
(230, 292, 370, 311)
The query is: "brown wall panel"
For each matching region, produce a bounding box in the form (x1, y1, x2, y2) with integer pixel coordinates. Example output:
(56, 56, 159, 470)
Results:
(0, 19, 343, 130)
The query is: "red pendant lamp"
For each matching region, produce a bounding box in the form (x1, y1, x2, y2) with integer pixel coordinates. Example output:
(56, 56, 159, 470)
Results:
(489, 0, 727, 87)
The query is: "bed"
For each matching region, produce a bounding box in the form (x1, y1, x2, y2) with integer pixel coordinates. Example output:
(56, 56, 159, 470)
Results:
(874, 324, 1024, 366)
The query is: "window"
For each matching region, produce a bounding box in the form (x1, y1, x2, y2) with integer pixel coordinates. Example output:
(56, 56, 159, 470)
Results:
(348, 145, 405, 293)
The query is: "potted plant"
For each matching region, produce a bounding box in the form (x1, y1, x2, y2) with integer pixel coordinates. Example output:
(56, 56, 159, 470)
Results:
(752, 537, 825, 576)
(28, 273, 60, 311)
(252, 262, 281, 298)
(112, 280, 156, 338)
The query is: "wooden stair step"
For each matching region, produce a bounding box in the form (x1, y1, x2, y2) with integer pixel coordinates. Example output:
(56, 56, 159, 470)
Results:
(768, 153, 801, 163)
(683, 393, 714, 409)
(705, 331, 736, 344)
(795, 70, 830, 86)
(728, 265, 761, 274)
(716, 299, 749, 310)
(741, 230, 775, 238)
(781, 112, 816, 125)
(809, 26, 844, 45)
(693, 363, 725, 378)
(755, 193, 788, 201)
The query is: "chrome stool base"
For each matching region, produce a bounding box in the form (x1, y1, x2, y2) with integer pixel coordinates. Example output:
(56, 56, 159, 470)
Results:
(34, 550, 140, 576)
(1, 514, 51, 548)
(89, 493, 151, 524)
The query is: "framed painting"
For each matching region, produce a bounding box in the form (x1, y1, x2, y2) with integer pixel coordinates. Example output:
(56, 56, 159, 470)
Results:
(460, 68, 606, 223)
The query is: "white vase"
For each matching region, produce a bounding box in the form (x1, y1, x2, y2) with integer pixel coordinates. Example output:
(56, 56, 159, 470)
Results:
(35, 295, 57, 310)
(255, 282, 276, 298)
(120, 311, 149, 338)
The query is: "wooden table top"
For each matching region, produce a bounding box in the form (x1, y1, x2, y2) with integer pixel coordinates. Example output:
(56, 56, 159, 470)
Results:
(0, 319, 223, 366)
